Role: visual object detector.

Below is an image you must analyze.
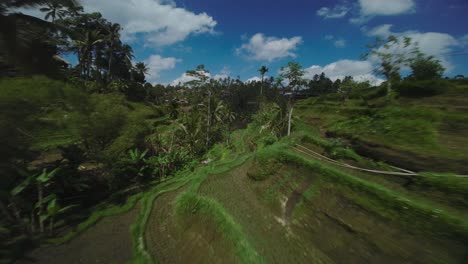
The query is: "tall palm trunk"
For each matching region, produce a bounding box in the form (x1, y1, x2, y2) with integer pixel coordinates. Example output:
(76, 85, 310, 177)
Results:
(260, 74, 264, 96)
(287, 106, 293, 136)
(37, 182, 44, 233)
(107, 44, 113, 82)
(206, 89, 211, 147)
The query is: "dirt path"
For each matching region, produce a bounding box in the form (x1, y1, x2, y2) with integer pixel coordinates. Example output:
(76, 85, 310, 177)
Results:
(18, 203, 141, 264)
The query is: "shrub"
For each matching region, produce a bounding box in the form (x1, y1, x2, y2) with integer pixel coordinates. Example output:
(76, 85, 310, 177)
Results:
(394, 80, 453, 97)
(77, 93, 129, 156)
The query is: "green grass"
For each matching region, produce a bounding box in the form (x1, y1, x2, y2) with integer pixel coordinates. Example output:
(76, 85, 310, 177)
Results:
(129, 175, 193, 264)
(169, 151, 257, 263)
(175, 192, 262, 263)
(328, 106, 442, 151)
(296, 90, 468, 161)
(128, 137, 253, 263)
(258, 144, 468, 240)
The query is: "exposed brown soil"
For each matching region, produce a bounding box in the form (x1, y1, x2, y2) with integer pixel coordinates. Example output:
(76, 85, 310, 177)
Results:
(17, 203, 141, 264)
(285, 180, 312, 221)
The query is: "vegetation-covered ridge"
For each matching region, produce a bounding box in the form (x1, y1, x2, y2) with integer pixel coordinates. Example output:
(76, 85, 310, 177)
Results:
(1, 0, 468, 263)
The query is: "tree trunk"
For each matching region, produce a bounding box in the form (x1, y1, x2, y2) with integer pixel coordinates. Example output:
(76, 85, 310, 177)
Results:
(206, 89, 211, 147)
(37, 183, 44, 233)
(9, 200, 30, 235)
(107, 44, 114, 82)
(287, 107, 294, 136)
(30, 210, 36, 233)
(260, 75, 264, 96)
(49, 217, 54, 234)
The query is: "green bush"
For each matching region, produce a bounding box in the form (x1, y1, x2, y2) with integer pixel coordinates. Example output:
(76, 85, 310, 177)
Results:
(394, 80, 453, 97)
(0, 76, 87, 162)
(77, 93, 129, 156)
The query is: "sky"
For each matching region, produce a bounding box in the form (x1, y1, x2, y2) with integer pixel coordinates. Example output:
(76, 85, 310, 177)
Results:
(20, 0, 468, 85)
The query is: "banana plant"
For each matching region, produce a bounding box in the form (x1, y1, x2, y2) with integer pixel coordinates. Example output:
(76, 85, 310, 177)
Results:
(43, 196, 77, 234)
(11, 168, 59, 233)
(128, 148, 149, 182)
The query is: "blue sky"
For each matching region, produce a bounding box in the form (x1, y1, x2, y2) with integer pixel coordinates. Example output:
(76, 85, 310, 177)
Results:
(22, 0, 468, 84)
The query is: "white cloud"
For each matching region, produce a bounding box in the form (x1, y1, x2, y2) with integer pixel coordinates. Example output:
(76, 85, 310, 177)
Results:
(366, 24, 395, 37)
(170, 71, 211, 86)
(359, 0, 415, 16)
(366, 24, 460, 71)
(304, 60, 384, 86)
(213, 66, 231, 80)
(144, 55, 180, 83)
(236, 33, 303, 62)
(82, 0, 217, 46)
(316, 5, 350, 19)
(334, 39, 346, 48)
(324, 35, 346, 48)
(246, 76, 262, 83)
(460, 34, 468, 47)
(351, 0, 415, 24)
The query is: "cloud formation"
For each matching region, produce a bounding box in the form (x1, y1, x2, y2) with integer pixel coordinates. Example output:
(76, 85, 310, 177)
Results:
(82, 0, 217, 46)
(213, 66, 231, 80)
(144, 55, 180, 83)
(316, 5, 350, 19)
(365, 24, 460, 71)
(359, 0, 415, 16)
(350, 0, 415, 24)
(236, 33, 302, 62)
(304, 60, 384, 86)
(170, 71, 211, 86)
(325, 35, 346, 48)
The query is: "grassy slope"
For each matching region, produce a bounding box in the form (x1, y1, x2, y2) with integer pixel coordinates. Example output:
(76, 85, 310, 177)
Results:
(31, 82, 468, 263)
(294, 82, 468, 173)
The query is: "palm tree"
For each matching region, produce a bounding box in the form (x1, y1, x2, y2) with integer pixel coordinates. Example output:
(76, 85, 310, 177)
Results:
(258, 65, 269, 95)
(134, 62, 149, 76)
(121, 44, 134, 72)
(106, 23, 121, 82)
(40, 0, 67, 22)
(73, 30, 104, 78)
(133, 62, 148, 83)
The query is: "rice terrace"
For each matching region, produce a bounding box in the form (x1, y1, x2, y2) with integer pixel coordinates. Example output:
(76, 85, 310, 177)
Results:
(1, 0, 468, 263)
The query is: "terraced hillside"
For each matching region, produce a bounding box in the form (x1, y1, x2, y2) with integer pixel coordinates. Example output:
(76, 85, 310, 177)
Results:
(20, 84, 468, 263)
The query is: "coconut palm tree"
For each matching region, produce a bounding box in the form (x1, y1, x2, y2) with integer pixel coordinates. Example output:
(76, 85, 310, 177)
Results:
(73, 30, 104, 78)
(258, 65, 269, 95)
(40, 0, 68, 22)
(133, 62, 148, 83)
(134, 62, 148, 76)
(106, 23, 121, 82)
(120, 44, 134, 73)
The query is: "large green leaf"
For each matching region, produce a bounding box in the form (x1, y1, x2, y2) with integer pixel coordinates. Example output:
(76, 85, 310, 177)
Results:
(35, 194, 57, 209)
(36, 168, 59, 183)
(58, 204, 78, 214)
(46, 198, 59, 216)
(10, 176, 33, 196)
